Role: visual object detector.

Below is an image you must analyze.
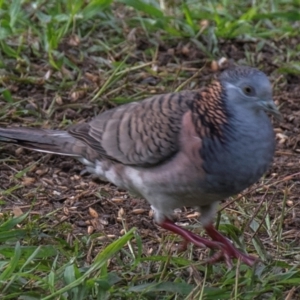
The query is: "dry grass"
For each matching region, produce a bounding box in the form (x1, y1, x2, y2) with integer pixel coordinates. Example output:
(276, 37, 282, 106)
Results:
(1, 1, 300, 299)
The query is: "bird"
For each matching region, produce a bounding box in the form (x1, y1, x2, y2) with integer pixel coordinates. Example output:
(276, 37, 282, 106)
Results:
(0, 65, 280, 267)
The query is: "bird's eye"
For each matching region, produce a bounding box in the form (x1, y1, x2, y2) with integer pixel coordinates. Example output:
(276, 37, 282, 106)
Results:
(243, 86, 254, 96)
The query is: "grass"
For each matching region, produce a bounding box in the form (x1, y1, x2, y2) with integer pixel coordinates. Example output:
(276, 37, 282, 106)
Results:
(1, 0, 300, 299)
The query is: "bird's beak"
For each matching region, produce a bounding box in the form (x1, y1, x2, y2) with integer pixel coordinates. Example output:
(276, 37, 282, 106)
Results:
(261, 100, 281, 121)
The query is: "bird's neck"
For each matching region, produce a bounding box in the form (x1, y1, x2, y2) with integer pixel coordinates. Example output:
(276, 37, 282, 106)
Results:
(201, 107, 275, 196)
(192, 82, 230, 143)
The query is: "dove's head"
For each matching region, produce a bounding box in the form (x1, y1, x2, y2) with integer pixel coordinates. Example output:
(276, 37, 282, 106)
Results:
(219, 66, 280, 120)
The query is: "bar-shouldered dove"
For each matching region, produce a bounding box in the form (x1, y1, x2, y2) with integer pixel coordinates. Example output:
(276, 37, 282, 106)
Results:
(0, 66, 280, 267)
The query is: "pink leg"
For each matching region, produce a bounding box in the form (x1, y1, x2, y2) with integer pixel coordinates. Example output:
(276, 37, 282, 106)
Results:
(160, 218, 223, 249)
(160, 219, 257, 267)
(204, 223, 257, 266)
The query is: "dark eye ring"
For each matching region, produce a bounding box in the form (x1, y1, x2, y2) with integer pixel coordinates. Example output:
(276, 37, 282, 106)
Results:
(243, 86, 253, 95)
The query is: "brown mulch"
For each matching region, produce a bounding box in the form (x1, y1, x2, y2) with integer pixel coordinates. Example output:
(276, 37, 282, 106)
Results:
(1, 38, 300, 262)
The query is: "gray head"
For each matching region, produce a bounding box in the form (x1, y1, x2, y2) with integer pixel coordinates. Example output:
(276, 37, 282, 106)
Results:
(219, 66, 280, 119)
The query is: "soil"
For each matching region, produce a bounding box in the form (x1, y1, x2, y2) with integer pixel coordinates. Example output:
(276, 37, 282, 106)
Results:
(1, 38, 300, 264)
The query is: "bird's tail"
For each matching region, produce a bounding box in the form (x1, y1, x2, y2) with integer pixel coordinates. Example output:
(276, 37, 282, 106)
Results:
(0, 127, 81, 157)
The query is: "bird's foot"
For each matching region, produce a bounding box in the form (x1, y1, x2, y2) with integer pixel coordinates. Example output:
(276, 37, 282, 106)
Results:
(160, 219, 257, 268)
(204, 223, 257, 267)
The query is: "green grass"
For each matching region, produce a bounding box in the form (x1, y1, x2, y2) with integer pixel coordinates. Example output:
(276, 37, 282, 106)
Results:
(1, 0, 300, 299)
(1, 207, 300, 299)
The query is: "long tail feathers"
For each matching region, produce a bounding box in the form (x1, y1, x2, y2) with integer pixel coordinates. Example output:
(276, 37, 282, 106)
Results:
(0, 127, 80, 157)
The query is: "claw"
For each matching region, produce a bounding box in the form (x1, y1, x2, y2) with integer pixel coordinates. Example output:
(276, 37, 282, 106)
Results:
(204, 223, 257, 267)
(160, 218, 257, 267)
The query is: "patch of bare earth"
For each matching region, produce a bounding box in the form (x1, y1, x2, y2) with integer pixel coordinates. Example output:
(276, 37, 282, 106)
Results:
(1, 38, 300, 266)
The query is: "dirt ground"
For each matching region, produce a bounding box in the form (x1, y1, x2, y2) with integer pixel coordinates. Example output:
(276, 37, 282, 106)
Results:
(1, 39, 300, 263)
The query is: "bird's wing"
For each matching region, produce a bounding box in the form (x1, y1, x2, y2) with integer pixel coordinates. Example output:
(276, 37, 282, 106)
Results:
(68, 91, 194, 167)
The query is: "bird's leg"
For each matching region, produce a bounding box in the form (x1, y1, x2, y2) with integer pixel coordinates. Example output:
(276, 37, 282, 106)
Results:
(204, 223, 257, 266)
(159, 219, 256, 267)
(160, 218, 223, 249)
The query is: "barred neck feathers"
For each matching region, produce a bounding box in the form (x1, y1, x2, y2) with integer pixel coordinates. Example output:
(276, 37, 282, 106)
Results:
(191, 80, 232, 143)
